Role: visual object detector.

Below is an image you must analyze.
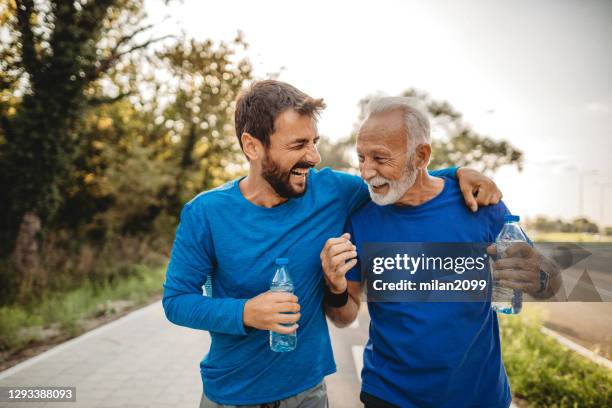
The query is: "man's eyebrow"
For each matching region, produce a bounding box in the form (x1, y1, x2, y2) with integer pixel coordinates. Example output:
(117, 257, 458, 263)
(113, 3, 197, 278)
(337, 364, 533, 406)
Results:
(290, 137, 318, 144)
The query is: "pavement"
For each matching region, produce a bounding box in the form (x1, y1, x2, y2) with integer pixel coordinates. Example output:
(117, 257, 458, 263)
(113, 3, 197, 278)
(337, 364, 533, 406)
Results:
(0, 299, 556, 408)
(0, 302, 368, 408)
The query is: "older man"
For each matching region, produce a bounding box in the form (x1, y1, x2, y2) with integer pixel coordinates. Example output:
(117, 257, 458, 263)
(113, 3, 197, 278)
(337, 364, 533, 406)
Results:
(321, 97, 561, 408)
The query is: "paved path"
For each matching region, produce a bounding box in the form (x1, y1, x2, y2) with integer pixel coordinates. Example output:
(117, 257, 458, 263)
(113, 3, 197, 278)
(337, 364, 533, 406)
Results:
(0, 302, 365, 408)
(0, 301, 526, 408)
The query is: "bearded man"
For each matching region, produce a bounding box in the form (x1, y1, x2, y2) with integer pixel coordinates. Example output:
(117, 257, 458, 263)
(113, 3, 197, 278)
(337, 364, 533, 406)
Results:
(162, 82, 502, 407)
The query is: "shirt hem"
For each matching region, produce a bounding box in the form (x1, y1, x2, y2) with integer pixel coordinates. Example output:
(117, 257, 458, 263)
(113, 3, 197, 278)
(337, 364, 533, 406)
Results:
(203, 366, 336, 405)
(361, 381, 512, 408)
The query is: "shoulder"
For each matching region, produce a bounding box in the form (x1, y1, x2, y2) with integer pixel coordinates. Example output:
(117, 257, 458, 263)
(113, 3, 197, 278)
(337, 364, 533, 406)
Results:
(476, 199, 509, 220)
(184, 179, 238, 216)
(309, 167, 362, 188)
(349, 200, 378, 224)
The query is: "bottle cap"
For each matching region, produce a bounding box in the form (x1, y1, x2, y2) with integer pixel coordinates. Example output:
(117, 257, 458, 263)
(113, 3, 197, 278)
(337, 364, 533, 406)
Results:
(504, 214, 520, 222)
(275, 258, 289, 265)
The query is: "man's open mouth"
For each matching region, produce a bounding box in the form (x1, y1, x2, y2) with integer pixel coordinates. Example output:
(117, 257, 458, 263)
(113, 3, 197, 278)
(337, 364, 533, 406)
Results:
(290, 168, 308, 178)
(371, 182, 389, 192)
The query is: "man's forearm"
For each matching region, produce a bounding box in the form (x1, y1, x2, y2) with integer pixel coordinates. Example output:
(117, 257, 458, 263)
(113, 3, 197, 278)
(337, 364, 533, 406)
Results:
(324, 283, 361, 327)
(162, 291, 249, 335)
(324, 300, 359, 327)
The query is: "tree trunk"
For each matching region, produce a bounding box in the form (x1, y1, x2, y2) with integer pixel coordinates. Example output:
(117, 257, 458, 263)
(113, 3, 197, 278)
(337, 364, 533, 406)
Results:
(13, 211, 42, 289)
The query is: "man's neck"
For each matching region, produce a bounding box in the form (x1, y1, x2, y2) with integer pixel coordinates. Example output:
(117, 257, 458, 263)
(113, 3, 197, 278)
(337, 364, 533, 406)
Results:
(394, 169, 445, 207)
(239, 168, 288, 208)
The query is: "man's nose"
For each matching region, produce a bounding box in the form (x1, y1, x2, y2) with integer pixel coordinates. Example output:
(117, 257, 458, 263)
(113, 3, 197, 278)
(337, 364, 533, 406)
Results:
(360, 162, 376, 181)
(306, 144, 321, 166)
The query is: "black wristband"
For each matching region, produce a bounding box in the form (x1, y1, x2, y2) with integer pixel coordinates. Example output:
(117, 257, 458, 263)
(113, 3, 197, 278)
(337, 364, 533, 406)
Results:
(324, 285, 349, 308)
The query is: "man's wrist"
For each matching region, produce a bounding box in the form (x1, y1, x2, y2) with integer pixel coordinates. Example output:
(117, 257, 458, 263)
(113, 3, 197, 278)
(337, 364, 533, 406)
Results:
(328, 281, 347, 294)
(242, 298, 253, 328)
(324, 284, 349, 308)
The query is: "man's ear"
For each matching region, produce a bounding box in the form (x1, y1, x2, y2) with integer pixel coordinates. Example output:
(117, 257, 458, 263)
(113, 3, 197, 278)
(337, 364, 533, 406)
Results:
(241, 132, 264, 161)
(415, 144, 432, 170)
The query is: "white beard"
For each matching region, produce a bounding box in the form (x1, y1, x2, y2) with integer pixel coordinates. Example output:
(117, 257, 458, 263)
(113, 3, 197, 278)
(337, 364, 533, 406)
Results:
(367, 159, 418, 206)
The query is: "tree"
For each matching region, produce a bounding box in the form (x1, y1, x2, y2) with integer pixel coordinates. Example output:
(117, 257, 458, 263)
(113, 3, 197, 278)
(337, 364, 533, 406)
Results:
(155, 34, 252, 213)
(0, 0, 169, 263)
(319, 89, 523, 174)
(59, 35, 253, 238)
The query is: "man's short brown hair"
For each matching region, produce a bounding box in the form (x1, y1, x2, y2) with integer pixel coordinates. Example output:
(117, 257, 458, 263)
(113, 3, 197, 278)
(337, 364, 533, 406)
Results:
(234, 80, 326, 151)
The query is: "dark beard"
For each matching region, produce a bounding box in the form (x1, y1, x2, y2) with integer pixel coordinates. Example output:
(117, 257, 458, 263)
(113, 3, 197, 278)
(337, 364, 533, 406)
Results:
(261, 154, 310, 199)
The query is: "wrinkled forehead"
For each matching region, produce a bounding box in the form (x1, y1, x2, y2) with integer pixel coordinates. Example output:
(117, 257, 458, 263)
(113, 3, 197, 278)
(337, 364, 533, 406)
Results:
(357, 111, 407, 152)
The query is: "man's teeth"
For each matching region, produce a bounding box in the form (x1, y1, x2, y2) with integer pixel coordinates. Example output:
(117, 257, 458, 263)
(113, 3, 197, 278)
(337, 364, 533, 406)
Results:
(291, 169, 307, 176)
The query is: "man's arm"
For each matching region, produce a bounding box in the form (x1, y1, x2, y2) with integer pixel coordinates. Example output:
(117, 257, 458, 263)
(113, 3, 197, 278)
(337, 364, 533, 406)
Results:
(335, 166, 501, 217)
(455, 167, 503, 212)
(163, 203, 300, 335)
(320, 233, 362, 327)
(488, 243, 566, 301)
(324, 281, 362, 328)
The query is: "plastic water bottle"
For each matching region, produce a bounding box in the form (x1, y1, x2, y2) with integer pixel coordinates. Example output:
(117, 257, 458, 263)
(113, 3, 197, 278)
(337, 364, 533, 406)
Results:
(491, 214, 526, 314)
(270, 258, 297, 352)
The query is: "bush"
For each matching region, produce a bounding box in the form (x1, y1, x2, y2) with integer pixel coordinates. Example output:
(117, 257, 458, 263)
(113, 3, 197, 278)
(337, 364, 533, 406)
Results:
(0, 265, 164, 354)
(500, 309, 612, 407)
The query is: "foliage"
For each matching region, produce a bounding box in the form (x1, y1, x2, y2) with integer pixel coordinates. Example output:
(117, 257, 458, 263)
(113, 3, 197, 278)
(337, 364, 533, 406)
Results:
(0, 0, 252, 300)
(499, 309, 612, 407)
(319, 89, 523, 174)
(526, 216, 600, 234)
(0, 265, 164, 354)
(0, 0, 168, 255)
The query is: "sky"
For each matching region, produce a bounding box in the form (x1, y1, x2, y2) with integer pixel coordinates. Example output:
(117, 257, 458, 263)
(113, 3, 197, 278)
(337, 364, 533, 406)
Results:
(146, 0, 612, 227)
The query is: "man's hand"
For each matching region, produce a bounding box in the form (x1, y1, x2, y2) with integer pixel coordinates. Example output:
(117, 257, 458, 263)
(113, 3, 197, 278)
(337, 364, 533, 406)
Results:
(457, 168, 502, 212)
(243, 291, 300, 334)
(320, 233, 358, 294)
(487, 242, 541, 295)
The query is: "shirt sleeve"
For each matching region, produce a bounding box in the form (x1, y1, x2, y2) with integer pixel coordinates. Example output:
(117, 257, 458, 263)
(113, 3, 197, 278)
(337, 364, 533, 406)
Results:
(428, 166, 458, 179)
(327, 170, 369, 215)
(486, 201, 533, 245)
(162, 202, 248, 336)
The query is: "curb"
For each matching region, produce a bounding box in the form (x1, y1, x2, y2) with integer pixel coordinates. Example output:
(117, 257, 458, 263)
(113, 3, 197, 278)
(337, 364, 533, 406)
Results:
(0, 301, 162, 381)
(541, 327, 612, 370)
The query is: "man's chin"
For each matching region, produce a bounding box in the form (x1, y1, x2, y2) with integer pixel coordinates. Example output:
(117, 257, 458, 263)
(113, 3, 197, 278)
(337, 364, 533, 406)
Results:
(288, 183, 307, 198)
(370, 194, 394, 206)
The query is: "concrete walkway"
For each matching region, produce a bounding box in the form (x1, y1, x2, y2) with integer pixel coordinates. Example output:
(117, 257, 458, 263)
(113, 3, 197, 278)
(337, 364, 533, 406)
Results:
(0, 302, 362, 408)
(0, 301, 526, 408)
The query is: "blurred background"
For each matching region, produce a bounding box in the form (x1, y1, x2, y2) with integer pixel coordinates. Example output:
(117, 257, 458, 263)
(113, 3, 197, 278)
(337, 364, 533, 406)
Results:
(0, 0, 610, 407)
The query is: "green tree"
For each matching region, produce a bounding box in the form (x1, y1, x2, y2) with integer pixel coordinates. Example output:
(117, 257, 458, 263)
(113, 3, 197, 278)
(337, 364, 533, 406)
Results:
(61, 35, 253, 238)
(0, 0, 169, 265)
(319, 89, 523, 174)
(155, 34, 252, 213)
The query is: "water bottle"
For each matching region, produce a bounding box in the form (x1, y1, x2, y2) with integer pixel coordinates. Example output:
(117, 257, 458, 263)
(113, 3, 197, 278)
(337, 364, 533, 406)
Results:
(491, 214, 526, 314)
(270, 258, 297, 352)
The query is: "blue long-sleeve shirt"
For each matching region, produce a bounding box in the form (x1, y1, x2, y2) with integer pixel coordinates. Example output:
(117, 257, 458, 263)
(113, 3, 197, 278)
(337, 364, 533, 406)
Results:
(162, 167, 457, 404)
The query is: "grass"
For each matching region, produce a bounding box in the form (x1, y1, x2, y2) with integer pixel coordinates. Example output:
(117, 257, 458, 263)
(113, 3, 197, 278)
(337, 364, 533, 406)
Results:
(499, 309, 612, 407)
(0, 264, 165, 355)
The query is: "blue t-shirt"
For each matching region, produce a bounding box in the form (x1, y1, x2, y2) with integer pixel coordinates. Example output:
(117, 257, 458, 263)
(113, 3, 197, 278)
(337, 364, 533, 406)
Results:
(346, 176, 512, 408)
(163, 167, 456, 404)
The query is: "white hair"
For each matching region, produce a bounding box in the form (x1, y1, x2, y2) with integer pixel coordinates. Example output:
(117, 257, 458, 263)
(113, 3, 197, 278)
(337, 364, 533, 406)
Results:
(365, 96, 431, 151)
